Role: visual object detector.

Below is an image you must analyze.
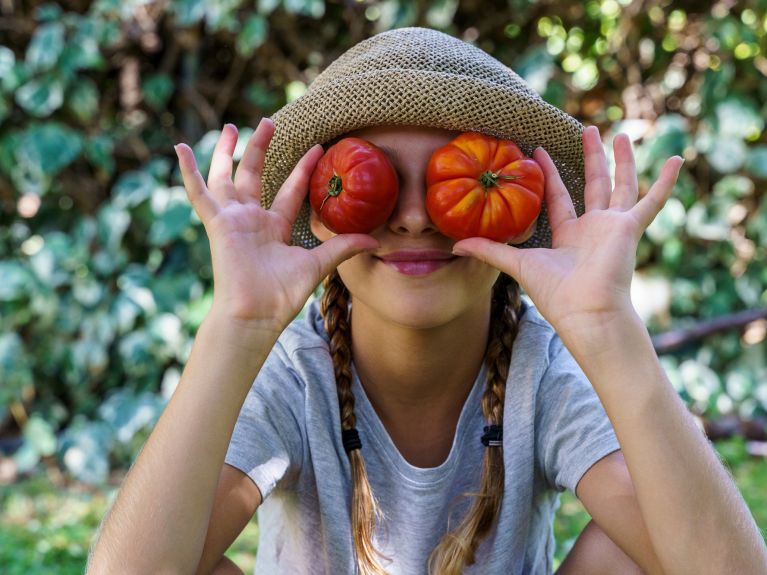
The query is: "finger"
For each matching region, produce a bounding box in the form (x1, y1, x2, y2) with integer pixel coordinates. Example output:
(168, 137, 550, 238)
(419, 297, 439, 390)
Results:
(271, 144, 324, 222)
(175, 143, 219, 223)
(632, 156, 684, 230)
(312, 234, 381, 279)
(583, 125, 611, 212)
(451, 238, 524, 281)
(233, 117, 275, 206)
(610, 133, 638, 210)
(207, 123, 239, 203)
(533, 148, 577, 233)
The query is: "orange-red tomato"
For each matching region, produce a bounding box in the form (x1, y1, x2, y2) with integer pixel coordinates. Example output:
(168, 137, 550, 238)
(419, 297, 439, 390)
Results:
(426, 132, 545, 243)
(309, 137, 399, 234)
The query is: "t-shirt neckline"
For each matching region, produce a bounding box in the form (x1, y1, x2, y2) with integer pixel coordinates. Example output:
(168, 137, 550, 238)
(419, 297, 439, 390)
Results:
(350, 360, 487, 485)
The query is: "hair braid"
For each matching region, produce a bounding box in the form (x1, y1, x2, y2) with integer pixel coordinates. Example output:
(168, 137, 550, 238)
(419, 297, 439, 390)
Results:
(427, 272, 522, 575)
(320, 271, 390, 575)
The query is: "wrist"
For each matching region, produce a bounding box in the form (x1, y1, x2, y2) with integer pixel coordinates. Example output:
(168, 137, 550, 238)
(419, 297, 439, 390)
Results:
(205, 303, 286, 344)
(199, 309, 282, 362)
(555, 305, 648, 361)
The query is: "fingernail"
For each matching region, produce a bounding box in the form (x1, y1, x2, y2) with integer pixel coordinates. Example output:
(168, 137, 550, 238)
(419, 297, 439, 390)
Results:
(452, 247, 468, 257)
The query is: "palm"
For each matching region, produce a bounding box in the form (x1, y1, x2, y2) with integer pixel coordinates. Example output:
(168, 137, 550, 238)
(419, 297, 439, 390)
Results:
(453, 126, 684, 335)
(512, 209, 640, 327)
(176, 121, 378, 335)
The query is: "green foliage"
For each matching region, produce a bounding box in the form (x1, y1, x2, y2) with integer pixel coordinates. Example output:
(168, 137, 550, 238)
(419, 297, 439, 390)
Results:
(0, 438, 763, 573)
(0, 1, 765, 491)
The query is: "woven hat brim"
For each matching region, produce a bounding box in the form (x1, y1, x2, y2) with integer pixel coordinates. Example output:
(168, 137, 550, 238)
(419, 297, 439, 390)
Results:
(261, 69, 585, 249)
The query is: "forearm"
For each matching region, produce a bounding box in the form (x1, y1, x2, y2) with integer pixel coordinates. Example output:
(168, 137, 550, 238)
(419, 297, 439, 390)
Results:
(88, 313, 277, 574)
(561, 310, 767, 574)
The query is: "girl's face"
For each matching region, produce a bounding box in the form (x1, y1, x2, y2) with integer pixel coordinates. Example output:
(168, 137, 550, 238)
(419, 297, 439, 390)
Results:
(310, 124, 501, 330)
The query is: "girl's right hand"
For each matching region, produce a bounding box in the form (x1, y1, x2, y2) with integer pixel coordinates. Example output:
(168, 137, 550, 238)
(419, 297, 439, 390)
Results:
(175, 119, 379, 339)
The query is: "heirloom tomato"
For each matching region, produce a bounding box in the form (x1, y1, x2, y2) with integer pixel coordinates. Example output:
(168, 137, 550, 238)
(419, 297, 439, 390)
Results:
(425, 131, 545, 243)
(309, 137, 399, 234)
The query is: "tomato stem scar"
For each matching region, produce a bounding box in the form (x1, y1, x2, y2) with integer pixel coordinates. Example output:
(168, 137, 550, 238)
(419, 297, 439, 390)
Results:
(478, 170, 522, 190)
(320, 174, 344, 212)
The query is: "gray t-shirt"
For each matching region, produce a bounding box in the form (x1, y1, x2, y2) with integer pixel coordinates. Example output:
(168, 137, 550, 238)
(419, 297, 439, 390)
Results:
(224, 297, 620, 575)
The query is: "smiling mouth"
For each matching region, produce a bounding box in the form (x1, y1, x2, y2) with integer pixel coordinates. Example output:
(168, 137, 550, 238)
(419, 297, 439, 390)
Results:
(375, 256, 458, 276)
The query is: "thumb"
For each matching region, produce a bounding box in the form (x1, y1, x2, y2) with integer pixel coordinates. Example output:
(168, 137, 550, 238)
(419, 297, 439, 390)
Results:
(452, 238, 523, 280)
(312, 234, 380, 278)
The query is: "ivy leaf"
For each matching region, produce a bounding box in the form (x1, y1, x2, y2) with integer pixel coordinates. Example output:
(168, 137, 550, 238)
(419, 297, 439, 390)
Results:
(18, 122, 83, 176)
(66, 77, 100, 123)
(142, 73, 174, 111)
(236, 15, 268, 57)
(15, 75, 65, 117)
(25, 21, 65, 73)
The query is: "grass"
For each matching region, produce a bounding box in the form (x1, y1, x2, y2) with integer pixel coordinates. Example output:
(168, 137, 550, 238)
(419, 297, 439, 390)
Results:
(1, 437, 764, 574)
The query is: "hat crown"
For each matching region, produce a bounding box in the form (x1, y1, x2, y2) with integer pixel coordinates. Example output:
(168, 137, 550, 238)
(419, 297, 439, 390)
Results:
(311, 27, 539, 100)
(261, 27, 585, 249)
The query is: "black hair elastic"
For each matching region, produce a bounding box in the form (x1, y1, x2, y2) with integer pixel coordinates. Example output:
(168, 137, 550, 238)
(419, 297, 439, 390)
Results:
(481, 425, 503, 447)
(342, 428, 362, 453)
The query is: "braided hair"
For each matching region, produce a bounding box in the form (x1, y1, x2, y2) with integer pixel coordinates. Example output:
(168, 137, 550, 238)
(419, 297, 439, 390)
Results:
(320, 270, 522, 574)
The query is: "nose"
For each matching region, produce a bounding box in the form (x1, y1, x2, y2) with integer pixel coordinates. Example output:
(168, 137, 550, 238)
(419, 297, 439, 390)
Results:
(386, 178, 440, 236)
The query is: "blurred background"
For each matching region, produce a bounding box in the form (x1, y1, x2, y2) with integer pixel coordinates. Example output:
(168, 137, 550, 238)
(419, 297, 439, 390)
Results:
(1, 0, 766, 573)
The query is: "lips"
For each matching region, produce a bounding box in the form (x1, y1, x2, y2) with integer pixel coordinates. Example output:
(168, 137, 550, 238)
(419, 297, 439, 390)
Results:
(377, 250, 456, 262)
(375, 250, 458, 276)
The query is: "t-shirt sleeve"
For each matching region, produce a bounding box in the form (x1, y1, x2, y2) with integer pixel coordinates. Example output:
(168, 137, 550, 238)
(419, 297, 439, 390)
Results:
(224, 341, 306, 501)
(534, 336, 621, 494)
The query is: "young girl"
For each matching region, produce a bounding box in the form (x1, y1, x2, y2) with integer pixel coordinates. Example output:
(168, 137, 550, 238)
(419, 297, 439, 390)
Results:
(88, 28, 766, 575)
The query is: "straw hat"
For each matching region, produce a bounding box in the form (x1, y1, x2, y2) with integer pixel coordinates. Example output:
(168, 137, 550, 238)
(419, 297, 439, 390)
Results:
(260, 26, 585, 249)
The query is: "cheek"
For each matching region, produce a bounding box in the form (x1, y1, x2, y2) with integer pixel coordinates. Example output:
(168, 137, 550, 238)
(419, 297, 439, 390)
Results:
(309, 209, 335, 242)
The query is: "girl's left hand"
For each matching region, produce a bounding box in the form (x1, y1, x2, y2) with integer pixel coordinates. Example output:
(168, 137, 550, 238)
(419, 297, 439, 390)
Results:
(451, 125, 684, 340)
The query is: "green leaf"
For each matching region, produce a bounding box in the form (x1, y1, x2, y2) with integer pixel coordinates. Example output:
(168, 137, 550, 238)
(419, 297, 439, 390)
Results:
(150, 201, 193, 246)
(0, 332, 34, 398)
(283, 0, 325, 18)
(23, 416, 57, 457)
(66, 77, 100, 123)
(172, 0, 206, 26)
(257, 0, 281, 15)
(745, 146, 767, 179)
(25, 22, 65, 73)
(645, 196, 686, 244)
(236, 15, 268, 57)
(15, 75, 65, 117)
(713, 174, 754, 199)
(0, 46, 16, 85)
(0, 95, 9, 123)
(97, 202, 131, 251)
(84, 134, 116, 175)
(18, 122, 83, 176)
(98, 389, 164, 444)
(34, 3, 63, 22)
(60, 18, 106, 74)
(706, 137, 748, 173)
(142, 73, 175, 110)
(716, 97, 763, 140)
(112, 170, 158, 208)
(58, 421, 113, 485)
(0, 262, 34, 302)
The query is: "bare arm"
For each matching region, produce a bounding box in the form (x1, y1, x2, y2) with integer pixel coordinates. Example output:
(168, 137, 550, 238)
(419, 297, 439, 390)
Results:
(452, 126, 767, 573)
(87, 314, 275, 574)
(87, 119, 377, 574)
(561, 311, 767, 574)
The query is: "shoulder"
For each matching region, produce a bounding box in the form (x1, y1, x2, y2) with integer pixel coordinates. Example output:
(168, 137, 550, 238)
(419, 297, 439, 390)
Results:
(514, 299, 568, 369)
(276, 296, 333, 359)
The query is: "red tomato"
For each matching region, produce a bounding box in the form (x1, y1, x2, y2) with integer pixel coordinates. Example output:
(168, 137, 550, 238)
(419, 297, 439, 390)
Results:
(426, 132, 545, 243)
(309, 137, 399, 235)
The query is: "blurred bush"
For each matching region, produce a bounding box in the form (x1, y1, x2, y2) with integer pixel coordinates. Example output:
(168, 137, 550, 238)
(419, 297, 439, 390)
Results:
(0, 0, 765, 485)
